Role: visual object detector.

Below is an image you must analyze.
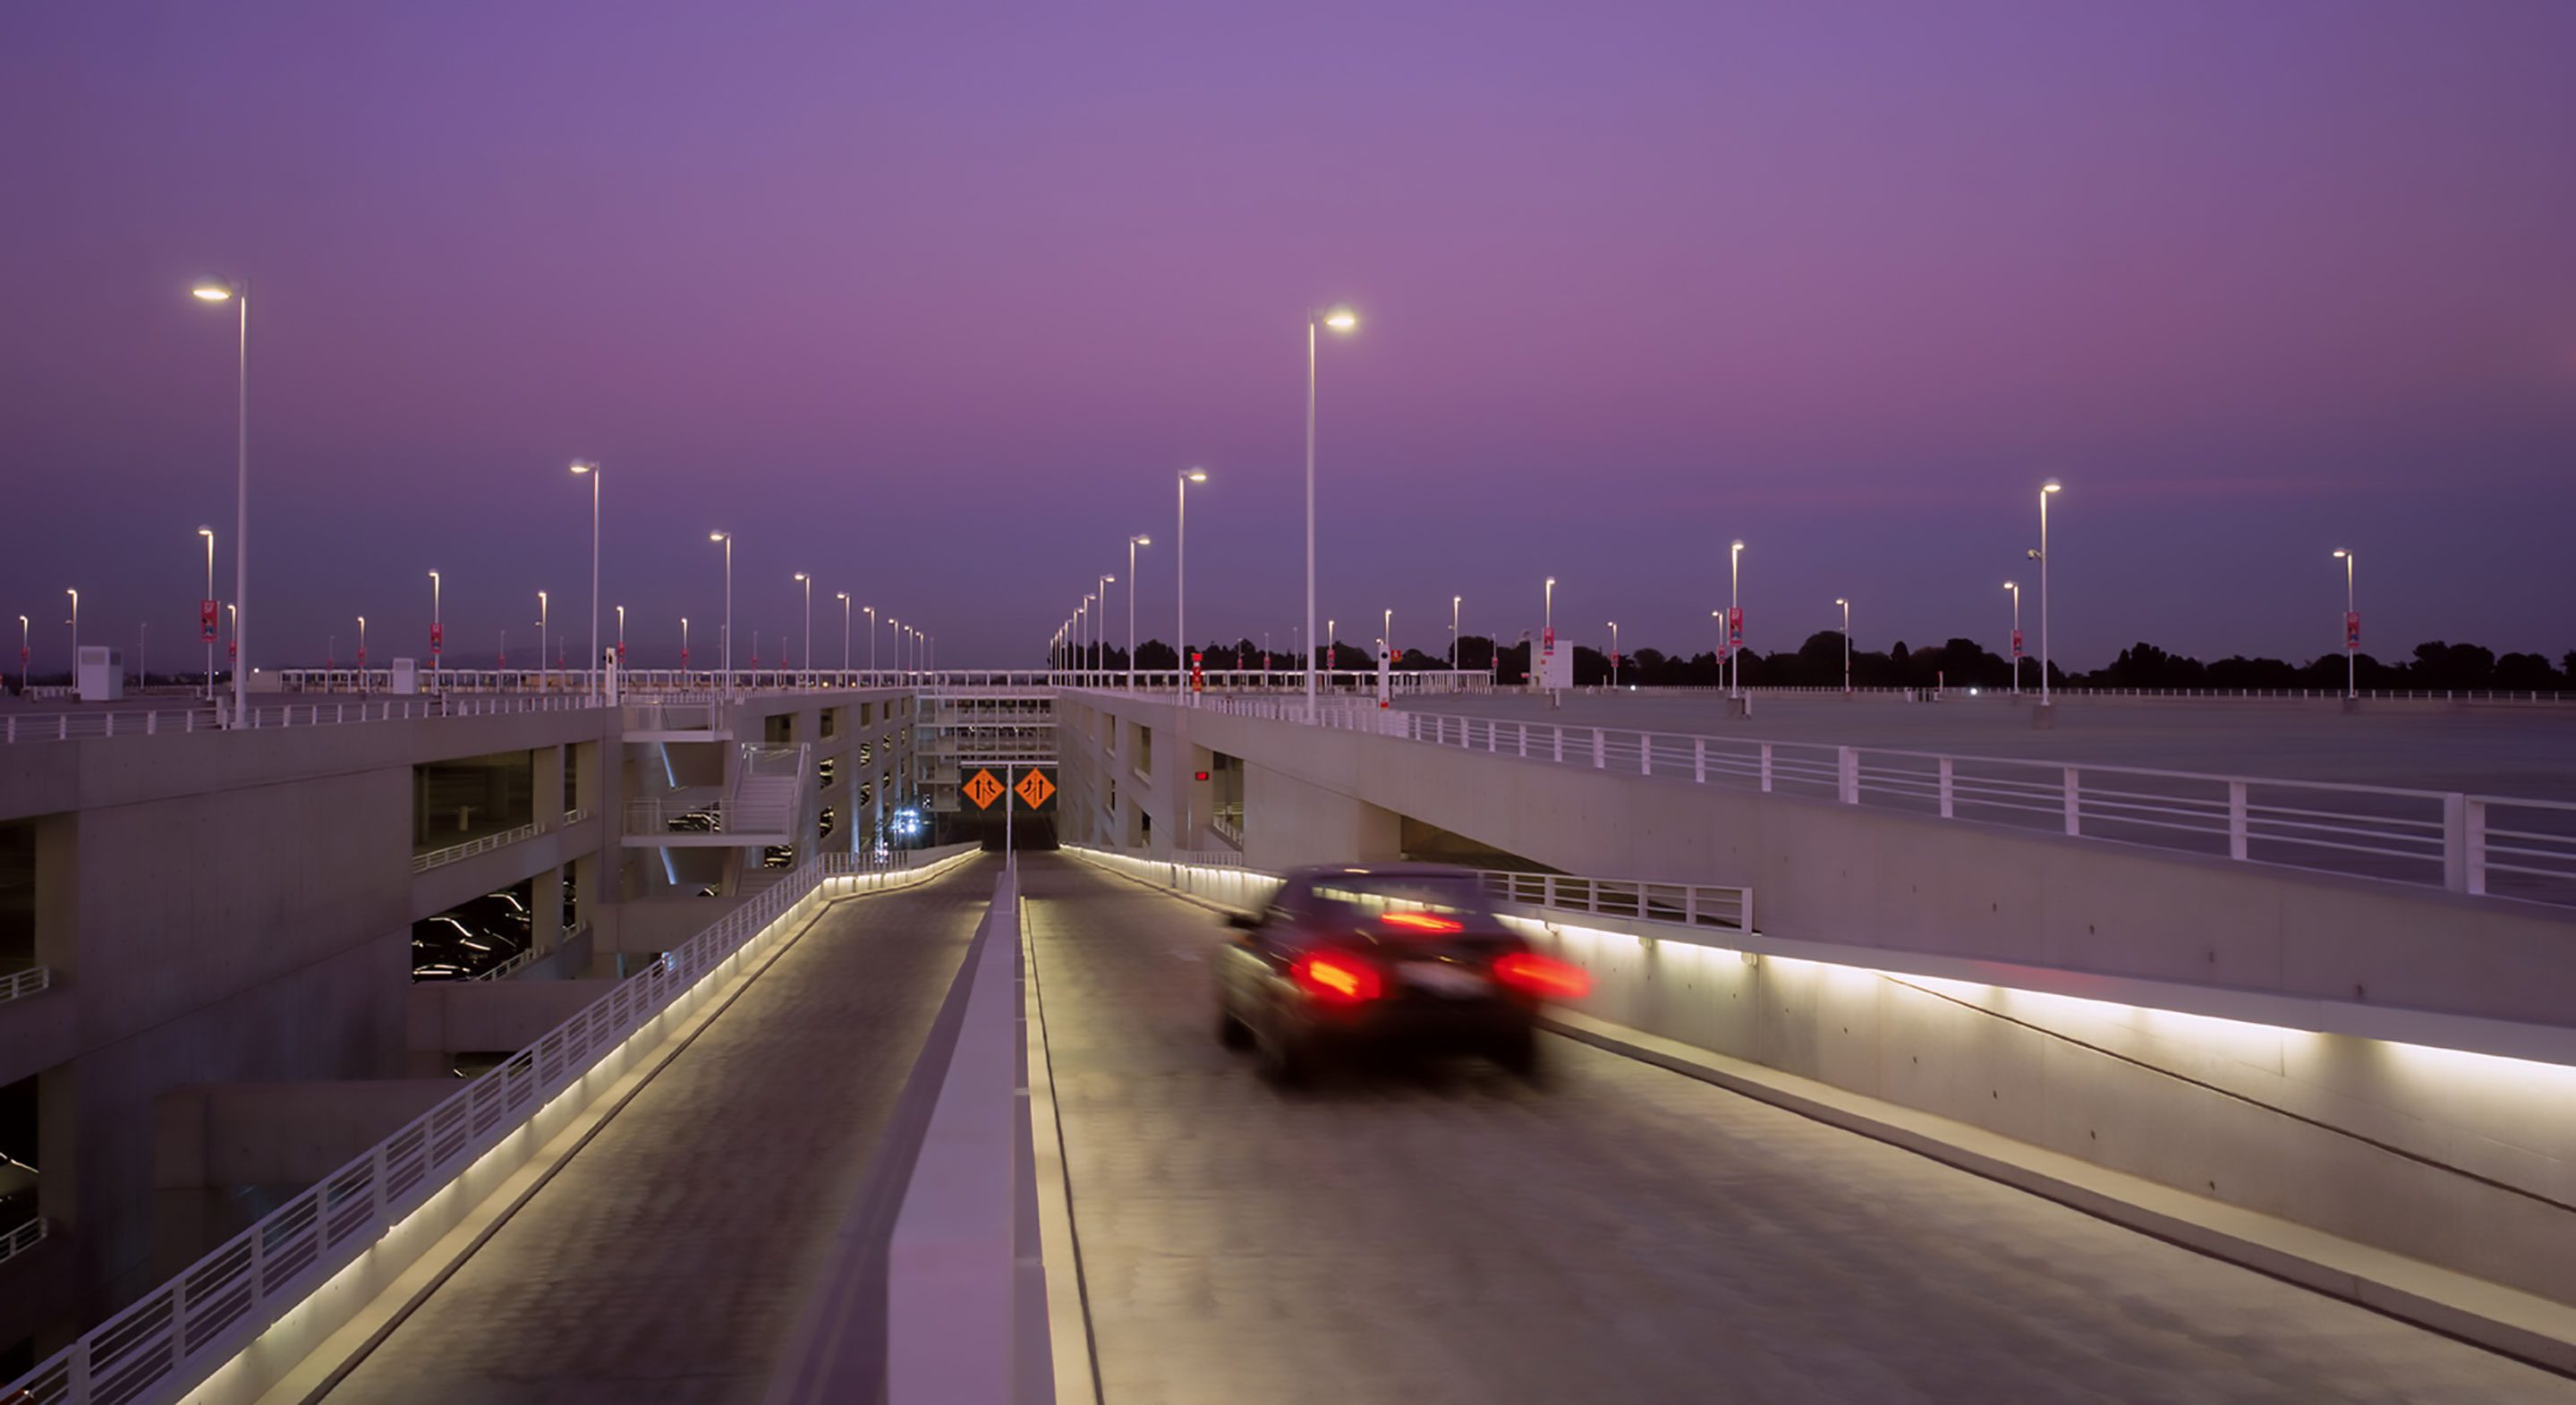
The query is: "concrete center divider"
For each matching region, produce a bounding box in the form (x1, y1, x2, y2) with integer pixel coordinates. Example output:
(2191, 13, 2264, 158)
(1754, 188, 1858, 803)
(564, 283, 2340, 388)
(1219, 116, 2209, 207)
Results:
(9, 843, 982, 1405)
(766, 857, 1062, 1405)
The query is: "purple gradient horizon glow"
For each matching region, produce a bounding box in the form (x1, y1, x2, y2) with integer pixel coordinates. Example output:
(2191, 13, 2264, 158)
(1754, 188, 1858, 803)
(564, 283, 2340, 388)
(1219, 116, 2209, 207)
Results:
(3, 1, 2572, 674)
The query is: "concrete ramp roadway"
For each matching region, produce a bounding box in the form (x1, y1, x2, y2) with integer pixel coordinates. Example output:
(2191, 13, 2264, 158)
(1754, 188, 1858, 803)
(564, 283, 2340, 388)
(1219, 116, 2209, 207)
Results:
(302, 858, 995, 1405)
(1020, 855, 2576, 1405)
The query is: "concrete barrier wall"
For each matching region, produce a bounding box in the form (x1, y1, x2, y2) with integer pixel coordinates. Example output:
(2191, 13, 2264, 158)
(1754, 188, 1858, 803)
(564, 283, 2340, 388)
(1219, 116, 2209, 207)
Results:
(1525, 913, 2576, 1309)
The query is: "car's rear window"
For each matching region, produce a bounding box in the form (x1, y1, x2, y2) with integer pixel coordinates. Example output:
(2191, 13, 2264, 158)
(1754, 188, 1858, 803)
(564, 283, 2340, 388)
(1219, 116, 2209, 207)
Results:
(1308, 874, 1493, 921)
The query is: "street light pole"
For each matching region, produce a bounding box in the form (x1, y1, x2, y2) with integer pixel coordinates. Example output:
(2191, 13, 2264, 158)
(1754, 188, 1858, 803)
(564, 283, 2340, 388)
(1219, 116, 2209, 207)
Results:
(681, 617, 691, 674)
(710, 532, 733, 696)
(428, 570, 443, 696)
(17, 615, 28, 693)
(568, 461, 600, 693)
(1451, 595, 1461, 673)
(2036, 480, 2062, 706)
(66, 590, 78, 671)
(191, 279, 251, 722)
(1098, 574, 1115, 685)
(1305, 305, 1358, 716)
(1729, 540, 1745, 699)
(1608, 620, 1619, 685)
(794, 572, 812, 687)
(1127, 534, 1151, 688)
(1835, 598, 1851, 694)
(1177, 468, 1206, 701)
(537, 592, 548, 688)
(837, 592, 852, 677)
(865, 606, 877, 681)
(616, 604, 626, 676)
(356, 616, 367, 685)
(2334, 549, 2357, 700)
(2004, 582, 2022, 694)
(199, 527, 217, 701)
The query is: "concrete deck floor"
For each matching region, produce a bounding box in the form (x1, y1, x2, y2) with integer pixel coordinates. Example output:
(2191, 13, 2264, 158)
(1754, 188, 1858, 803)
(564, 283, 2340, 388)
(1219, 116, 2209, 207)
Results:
(1024, 856, 2576, 1405)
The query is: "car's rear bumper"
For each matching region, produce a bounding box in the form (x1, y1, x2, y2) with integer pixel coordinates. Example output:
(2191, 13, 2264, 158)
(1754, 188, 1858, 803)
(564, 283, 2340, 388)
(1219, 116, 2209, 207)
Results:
(1300, 998, 1534, 1052)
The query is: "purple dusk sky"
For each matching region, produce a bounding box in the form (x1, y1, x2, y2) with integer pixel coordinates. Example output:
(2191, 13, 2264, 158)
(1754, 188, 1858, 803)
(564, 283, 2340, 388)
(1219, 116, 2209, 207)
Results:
(3, 1, 2572, 672)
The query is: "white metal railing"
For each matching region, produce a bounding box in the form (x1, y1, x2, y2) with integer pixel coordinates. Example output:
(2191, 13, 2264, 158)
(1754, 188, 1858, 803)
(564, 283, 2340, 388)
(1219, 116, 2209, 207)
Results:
(0, 694, 611, 745)
(411, 822, 542, 874)
(562, 807, 592, 828)
(472, 945, 541, 983)
(1370, 711, 2576, 906)
(1472, 870, 1752, 932)
(4, 842, 982, 1405)
(1, 966, 51, 1006)
(0, 1218, 46, 1270)
(1063, 846, 1754, 937)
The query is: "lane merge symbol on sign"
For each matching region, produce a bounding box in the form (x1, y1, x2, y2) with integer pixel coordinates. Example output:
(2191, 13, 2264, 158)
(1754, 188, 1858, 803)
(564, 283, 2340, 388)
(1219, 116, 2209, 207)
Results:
(1014, 770, 1056, 808)
(963, 770, 1006, 810)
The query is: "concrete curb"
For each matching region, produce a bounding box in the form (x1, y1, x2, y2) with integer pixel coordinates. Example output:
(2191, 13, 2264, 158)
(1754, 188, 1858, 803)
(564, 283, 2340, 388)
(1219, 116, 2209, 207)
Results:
(1544, 1007, 2576, 1380)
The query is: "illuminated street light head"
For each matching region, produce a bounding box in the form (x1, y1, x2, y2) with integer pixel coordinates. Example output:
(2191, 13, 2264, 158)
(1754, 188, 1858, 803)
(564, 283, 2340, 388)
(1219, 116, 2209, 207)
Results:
(1322, 307, 1358, 333)
(710, 530, 728, 542)
(1835, 598, 1848, 607)
(569, 459, 597, 475)
(191, 280, 238, 302)
(2333, 549, 2351, 559)
(1186, 468, 1208, 482)
(199, 526, 214, 539)
(1132, 535, 1152, 546)
(2042, 479, 2063, 494)
(794, 572, 809, 583)
(2002, 580, 2016, 591)
(837, 591, 849, 602)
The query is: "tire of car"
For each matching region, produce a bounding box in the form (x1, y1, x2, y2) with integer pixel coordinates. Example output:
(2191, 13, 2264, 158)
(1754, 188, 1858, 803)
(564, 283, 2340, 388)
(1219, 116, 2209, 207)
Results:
(1253, 1002, 1307, 1087)
(1491, 1025, 1542, 1081)
(1216, 999, 1253, 1051)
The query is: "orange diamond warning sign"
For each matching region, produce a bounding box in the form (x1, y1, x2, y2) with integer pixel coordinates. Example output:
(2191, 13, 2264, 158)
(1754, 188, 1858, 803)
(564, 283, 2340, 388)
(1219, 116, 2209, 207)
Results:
(1014, 769, 1056, 808)
(963, 770, 1006, 810)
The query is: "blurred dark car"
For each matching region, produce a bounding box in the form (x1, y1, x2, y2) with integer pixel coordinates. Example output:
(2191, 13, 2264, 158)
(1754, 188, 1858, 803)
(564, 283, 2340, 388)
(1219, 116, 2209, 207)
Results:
(1213, 863, 1589, 1085)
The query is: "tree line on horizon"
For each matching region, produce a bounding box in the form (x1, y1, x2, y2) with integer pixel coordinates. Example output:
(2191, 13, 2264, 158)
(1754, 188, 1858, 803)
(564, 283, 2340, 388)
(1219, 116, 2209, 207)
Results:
(1085, 635, 2576, 694)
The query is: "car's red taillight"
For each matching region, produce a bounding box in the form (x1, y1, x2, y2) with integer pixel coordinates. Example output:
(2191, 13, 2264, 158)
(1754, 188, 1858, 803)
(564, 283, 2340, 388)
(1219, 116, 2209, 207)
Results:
(1379, 911, 1463, 935)
(1493, 951, 1590, 1001)
(1292, 951, 1384, 1004)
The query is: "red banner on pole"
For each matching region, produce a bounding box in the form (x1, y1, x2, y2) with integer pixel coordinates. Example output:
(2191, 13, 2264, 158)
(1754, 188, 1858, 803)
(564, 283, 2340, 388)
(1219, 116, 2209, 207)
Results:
(200, 599, 218, 643)
(2011, 628, 2024, 659)
(2345, 611, 2359, 650)
(1727, 608, 1743, 649)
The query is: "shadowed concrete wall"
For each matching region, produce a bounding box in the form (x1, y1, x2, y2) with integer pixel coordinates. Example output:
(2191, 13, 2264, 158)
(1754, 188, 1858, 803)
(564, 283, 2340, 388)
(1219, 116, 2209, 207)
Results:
(153, 1080, 458, 1188)
(405, 978, 616, 1058)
